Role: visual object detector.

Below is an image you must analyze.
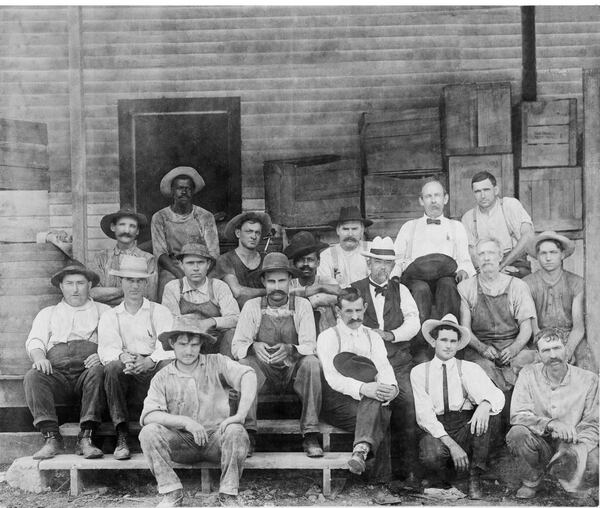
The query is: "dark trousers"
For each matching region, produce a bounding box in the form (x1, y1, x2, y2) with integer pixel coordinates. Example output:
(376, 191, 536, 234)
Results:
(390, 362, 419, 471)
(104, 359, 172, 427)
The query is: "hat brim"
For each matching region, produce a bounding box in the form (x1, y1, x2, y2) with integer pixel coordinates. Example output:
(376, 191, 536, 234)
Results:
(100, 211, 148, 239)
(158, 329, 217, 351)
(174, 251, 216, 264)
(50, 267, 100, 288)
(159, 167, 205, 197)
(527, 232, 575, 259)
(421, 318, 471, 350)
(360, 251, 400, 261)
(108, 269, 152, 279)
(256, 265, 303, 279)
(283, 242, 329, 260)
(223, 212, 273, 242)
(328, 218, 373, 228)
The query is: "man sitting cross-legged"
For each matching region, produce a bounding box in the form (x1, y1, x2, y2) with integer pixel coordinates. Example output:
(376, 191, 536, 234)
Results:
(140, 317, 257, 507)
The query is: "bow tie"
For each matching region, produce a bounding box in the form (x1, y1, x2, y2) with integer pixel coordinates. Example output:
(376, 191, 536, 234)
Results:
(370, 280, 388, 297)
(426, 218, 441, 225)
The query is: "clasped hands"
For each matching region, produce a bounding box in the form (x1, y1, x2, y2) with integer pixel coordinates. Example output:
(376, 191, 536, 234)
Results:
(360, 381, 397, 404)
(481, 344, 520, 365)
(120, 351, 155, 375)
(253, 342, 295, 365)
(184, 414, 245, 446)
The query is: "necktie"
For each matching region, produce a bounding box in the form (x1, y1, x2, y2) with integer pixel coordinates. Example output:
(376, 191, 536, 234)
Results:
(442, 363, 450, 414)
(426, 218, 441, 225)
(370, 280, 388, 297)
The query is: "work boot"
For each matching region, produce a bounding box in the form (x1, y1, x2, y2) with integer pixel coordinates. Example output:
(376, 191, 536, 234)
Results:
(247, 431, 256, 458)
(302, 433, 324, 458)
(156, 488, 184, 507)
(218, 493, 239, 506)
(114, 429, 130, 460)
(76, 429, 104, 459)
(515, 484, 538, 499)
(468, 470, 483, 500)
(348, 442, 370, 475)
(32, 431, 63, 460)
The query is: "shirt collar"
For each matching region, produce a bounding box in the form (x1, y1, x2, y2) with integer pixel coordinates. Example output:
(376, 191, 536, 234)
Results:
(166, 355, 207, 377)
(431, 355, 457, 368)
(58, 298, 95, 312)
(337, 319, 366, 337)
(182, 277, 208, 294)
(113, 243, 138, 256)
(542, 363, 572, 387)
(115, 297, 151, 315)
(368, 277, 388, 288)
(422, 214, 446, 222)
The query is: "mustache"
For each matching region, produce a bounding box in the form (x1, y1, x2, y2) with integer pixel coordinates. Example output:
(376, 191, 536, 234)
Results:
(117, 232, 134, 238)
(269, 290, 286, 297)
(299, 265, 314, 271)
(342, 236, 359, 242)
(349, 318, 363, 324)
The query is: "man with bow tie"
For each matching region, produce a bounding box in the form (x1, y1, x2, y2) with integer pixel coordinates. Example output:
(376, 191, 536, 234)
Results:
(393, 180, 475, 363)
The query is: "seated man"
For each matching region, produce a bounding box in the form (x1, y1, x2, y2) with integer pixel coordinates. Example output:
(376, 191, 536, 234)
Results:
(350, 237, 420, 483)
(139, 317, 257, 507)
(213, 211, 272, 309)
(162, 243, 239, 357)
(24, 261, 110, 459)
(98, 255, 174, 460)
(507, 328, 598, 499)
(317, 287, 398, 478)
(411, 314, 505, 499)
(524, 231, 594, 371)
(284, 230, 340, 333)
(458, 237, 536, 393)
(231, 252, 323, 458)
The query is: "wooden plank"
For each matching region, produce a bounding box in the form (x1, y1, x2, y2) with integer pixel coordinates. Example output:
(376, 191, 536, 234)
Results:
(0, 190, 48, 217)
(0, 165, 49, 191)
(0, 216, 50, 242)
(0, 118, 48, 145)
(0, 144, 49, 169)
(0, 377, 27, 407)
(0, 242, 66, 259)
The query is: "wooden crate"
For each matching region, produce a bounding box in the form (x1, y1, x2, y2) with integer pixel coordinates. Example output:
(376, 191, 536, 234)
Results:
(448, 154, 514, 219)
(516, 99, 577, 168)
(264, 155, 361, 227)
(359, 107, 442, 175)
(519, 166, 582, 231)
(0, 190, 49, 242)
(442, 82, 512, 156)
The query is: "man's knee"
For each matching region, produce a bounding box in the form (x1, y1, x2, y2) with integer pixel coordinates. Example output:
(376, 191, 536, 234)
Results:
(85, 364, 104, 382)
(23, 368, 46, 389)
(297, 355, 321, 377)
(506, 425, 536, 454)
(104, 360, 125, 378)
(139, 423, 166, 448)
(419, 435, 446, 470)
(407, 279, 431, 297)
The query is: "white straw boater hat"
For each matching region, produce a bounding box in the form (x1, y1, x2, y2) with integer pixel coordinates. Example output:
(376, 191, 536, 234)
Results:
(421, 313, 471, 350)
(159, 166, 205, 197)
(526, 231, 575, 260)
(108, 255, 151, 279)
(360, 236, 400, 261)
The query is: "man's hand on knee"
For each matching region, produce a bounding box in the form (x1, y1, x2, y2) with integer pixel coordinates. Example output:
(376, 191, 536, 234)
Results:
(218, 415, 245, 435)
(185, 418, 208, 446)
(32, 359, 53, 375)
(83, 353, 101, 369)
(548, 421, 578, 443)
(469, 401, 491, 436)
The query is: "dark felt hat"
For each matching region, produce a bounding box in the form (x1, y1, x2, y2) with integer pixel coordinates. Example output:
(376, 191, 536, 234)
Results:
(283, 231, 329, 260)
(328, 206, 373, 228)
(223, 211, 273, 242)
(257, 252, 302, 279)
(50, 260, 100, 288)
(333, 352, 378, 383)
(175, 243, 216, 264)
(100, 206, 148, 240)
(158, 316, 217, 351)
(402, 253, 457, 282)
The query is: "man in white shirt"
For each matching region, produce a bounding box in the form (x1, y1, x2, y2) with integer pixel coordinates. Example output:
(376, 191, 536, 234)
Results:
(23, 261, 110, 460)
(318, 287, 398, 479)
(318, 206, 372, 287)
(410, 314, 505, 499)
(98, 255, 174, 460)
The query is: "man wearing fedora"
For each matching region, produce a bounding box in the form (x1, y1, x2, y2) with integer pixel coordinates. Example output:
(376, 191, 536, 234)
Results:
(151, 166, 219, 299)
(393, 179, 475, 364)
(411, 314, 505, 499)
(162, 243, 239, 357)
(523, 231, 594, 371)
(24, 261, 110, 459)
(139, 316, 257, 507)
(351, 236, 421, 484)
(284, 230, 341, 334)
(231, 252, 323, 457)
(507, 328, 598, 499)
(317, 286, 398, 478)
(318, 206, 372, 288)
(98, 255, 174, 460)
(91, 206, 157, 305)
(213, 211, 272, 309)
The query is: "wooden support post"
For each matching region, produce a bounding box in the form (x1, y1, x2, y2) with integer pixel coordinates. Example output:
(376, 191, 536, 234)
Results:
(70, 466, 81, 496)
(520, 6, 537, 102)
(322, 467, 331, 497)
(201, 468, 211, 494)
(322, 432, 331, 453)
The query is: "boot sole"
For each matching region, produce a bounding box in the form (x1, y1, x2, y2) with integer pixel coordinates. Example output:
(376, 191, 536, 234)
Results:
(348, 458, 365, 475)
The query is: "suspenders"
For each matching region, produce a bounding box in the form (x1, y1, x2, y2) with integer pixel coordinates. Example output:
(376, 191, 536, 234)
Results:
(472, 198, 515, 244)
(330, 241, 367, 279)
(424, 359, 471, 411)
(116, 302, 157, 342)
(332, 325, 373, 355)
(406, 219, 457, 260)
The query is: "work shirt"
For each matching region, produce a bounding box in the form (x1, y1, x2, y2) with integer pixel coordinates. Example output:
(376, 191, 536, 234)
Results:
(410, 356, 505, 439)
(97, 298, 174, 364)
(317, 243, 370, 288)
(140, 354, 254, 431)
(231, 296, 316, 360)
(511, 363, 599, 453)
(26, 299, 110, 359)
(317, 321, 397, 401)
(368, 279, 420, 342)
(162, 277, 239, 330)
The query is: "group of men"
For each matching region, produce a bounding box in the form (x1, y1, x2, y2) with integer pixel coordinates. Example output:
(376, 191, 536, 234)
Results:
(23, 166, 597, 507)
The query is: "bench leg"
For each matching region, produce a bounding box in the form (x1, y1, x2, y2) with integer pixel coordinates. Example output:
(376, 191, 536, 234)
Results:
(322, 433, 331, 452)
(201, 468, 211, 494)
(70, 467, 81, 496)
(322, 467, 331, 497)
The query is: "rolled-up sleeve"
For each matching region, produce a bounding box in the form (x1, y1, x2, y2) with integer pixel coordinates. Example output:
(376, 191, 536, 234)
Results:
(26, 307, 53, 358)
(218, 355, 255, 391)
(454, 221, 476, 276)
(213, 279, 240, 330)
(151, 210, 168, 258)
(140, 370, 169, 425)
(161, 280, 181, 316)
(317, 328, 363, 400)
(293, 297, 317, 356)
(462, 362, 505, 415)
(391, 285, 420, 343)
(149, 306, 175, 363)
(231, 299, 261, 360)
(410, 365, 448, 439)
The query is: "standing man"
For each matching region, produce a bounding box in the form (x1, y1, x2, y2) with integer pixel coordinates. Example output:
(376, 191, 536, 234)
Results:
(462, 171, 534, 278)
(524, 231, 593, 371)
(213, 211, 272, 309)
(231, 252, 323, 458)
(507, 328, 598, 499)
(162, 243, 239, 357)
(411, 314, 505, 499)
(151, 166, 219, 299)
(91, 206, 157, 305)
(24, 261, 109, 459)
(284, 230, 340, 333)
(318, 206, 372, 287)
(140, 318, 257, 507)
(98, 255, 174, 460)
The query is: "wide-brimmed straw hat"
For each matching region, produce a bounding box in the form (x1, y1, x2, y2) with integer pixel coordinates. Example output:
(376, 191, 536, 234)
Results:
(50, 261, 100, 288)
(175, 243, 216, 265)
(159, 166, 205, 197)
(361, 236, 399, 261)
(223, 211, 272, 242)
(527, 231, 575, 259)
(283, 231, 329, 260)
(158, 316, 217, 351)
(257, 252, 302, 278)
(100, 206, 148, 240)
(108, 255, 151, 279)
(421, 313, 471, 350)
(328, 206, 373, 228)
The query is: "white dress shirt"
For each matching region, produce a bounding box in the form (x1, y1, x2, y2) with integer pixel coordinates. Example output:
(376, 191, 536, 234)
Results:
(318, 243, 370, 287)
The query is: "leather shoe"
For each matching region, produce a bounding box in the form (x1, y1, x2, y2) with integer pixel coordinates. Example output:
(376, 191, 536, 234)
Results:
(33, 431, 63, 460)
(247, 431, 256, 458)
(348, 443, 369, 475)
(515, 484, 538, 499)
(114, 430, 130, 460)
(218, 493, 239, 506)
(156, 488, 183, 507)
(302, 434, 324, 458)
(468, 473, 483, 500)
(76, 429, 104, 459)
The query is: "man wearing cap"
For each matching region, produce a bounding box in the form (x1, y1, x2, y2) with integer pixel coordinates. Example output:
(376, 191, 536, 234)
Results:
(162, 243, 239, 357)
(317, 206, 372, 288)
(91, 206, 157, 305)
(411, 314, 505, 499)
(98, 255, 175, 460)
(351, 236, 421, 483)
(213, 211, 272, 309)
(458, 237, 536, 393)
(151, 166, 219, 299)
(317, 287, 398, 478)
(231, 252, 323, 457)
(462, 171, 534, 278)
(523, 231, 593, 371)
(24, 261, 110, 460)
(507, 328, 598, 499)
(140, 316, 257, 507)
(284, 231, 341, 334)
(393, 179, 475, 363)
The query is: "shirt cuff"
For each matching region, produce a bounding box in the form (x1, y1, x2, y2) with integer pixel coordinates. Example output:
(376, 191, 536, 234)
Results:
(26, 340, 47, 359)
(295, 343, 316, 356)
(234, 342, 252, 360)
(429, 421, 449, 439)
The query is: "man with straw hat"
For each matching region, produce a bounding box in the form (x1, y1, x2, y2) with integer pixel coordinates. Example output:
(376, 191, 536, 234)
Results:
(139, 316, 257, 507)
(411, 314, 504, 499)
(98, 255, 174, 460)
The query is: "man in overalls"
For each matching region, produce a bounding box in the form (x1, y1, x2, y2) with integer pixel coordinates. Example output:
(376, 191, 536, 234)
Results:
(231, 252, 323, 458)
(162, 243, 239, 357)
(462, 171, 535, 278)
(458, 238, 536, 394)
(151, 166, 219, 299)
(24, 261, 110, 459)
(98, 255, 174, 460)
